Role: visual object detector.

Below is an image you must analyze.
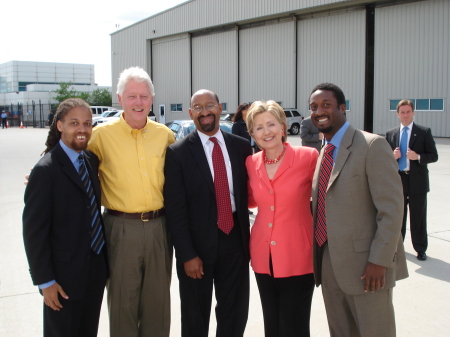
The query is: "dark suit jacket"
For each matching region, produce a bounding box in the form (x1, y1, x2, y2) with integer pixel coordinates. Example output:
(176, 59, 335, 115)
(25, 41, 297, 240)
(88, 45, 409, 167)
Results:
(164, 130, 252, 265)
(312, 125, 408, 294)
(385, 123, 438, 195)
(23, 142, 107, 301)
(300, 116, 322, 151)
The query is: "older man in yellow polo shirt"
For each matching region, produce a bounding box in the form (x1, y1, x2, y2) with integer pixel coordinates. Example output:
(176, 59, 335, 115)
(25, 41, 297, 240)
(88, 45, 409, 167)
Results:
(88, 67, 175, 337)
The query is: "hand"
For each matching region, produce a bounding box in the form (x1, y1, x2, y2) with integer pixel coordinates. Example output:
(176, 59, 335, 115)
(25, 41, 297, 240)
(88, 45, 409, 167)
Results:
(393, 147, 401, 160)
(24, 174, 30, 186)
(184, 257, 204, 279)
(361, 262, 386, 293)
(406, 148, 419, 160)
(319, 132, 324, 140)
(42, 282, 69, 311)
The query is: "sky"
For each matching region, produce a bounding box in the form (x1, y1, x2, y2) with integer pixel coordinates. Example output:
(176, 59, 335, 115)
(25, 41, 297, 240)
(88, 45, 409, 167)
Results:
(1, 0, 187, 86)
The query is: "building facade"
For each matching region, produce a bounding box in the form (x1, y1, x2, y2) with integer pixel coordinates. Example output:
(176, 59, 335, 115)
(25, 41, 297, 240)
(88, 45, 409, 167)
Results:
(110, 0, 449, 137)
(0, 61, 110, 126)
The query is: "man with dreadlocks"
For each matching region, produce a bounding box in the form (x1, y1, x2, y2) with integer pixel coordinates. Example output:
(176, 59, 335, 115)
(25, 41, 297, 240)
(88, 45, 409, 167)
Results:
(23, 98, 108, 337)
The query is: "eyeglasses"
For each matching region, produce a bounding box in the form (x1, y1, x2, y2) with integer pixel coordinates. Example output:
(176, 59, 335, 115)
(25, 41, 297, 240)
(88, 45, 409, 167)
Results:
(191, 104, 219, 113)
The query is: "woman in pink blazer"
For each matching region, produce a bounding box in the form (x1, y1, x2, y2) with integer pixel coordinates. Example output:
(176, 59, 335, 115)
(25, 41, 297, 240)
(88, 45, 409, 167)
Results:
(246, 101, 318, 337)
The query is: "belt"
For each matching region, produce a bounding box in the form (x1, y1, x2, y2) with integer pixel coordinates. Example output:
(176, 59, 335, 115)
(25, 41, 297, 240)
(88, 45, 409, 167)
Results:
(105, 208, 165, 221)
(399, 171, 410, 175)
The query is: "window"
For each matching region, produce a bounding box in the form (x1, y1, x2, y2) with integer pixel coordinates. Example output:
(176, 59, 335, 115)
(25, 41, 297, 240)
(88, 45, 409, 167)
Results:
(389, 99, 444, 111)
(170, 104, 182, 112)
(345, 100, 351, 111)
(291, 110, 301, 117)
(221, 102, 227, 112)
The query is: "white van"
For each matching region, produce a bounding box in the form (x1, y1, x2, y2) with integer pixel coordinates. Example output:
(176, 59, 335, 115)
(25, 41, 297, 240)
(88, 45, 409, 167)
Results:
(90, 106, 116, 116)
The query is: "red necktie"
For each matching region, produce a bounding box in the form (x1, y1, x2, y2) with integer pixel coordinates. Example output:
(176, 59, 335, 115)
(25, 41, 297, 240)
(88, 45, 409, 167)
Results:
(210, 137, 234, 234)
(315, 143, 335, 247)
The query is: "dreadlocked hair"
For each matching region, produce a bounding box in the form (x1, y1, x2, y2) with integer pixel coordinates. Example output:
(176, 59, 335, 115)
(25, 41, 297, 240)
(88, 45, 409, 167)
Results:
(43, 98, 92, 154)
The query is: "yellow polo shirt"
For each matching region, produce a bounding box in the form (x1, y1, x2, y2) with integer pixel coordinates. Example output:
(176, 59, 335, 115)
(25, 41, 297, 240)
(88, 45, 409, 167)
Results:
(88, 115, 175, 213)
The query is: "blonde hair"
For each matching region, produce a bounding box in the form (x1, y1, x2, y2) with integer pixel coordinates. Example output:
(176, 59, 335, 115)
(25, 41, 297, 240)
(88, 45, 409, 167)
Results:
(246, 100, 288, 145)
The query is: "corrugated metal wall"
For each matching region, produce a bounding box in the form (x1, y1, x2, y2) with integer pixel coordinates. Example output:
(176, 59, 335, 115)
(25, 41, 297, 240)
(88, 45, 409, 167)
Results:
(192, 30, 238, 112)
(152, 34, 191, 121)
(297, 10, 366, 130)
(373, 0, 449, 137)
(240, 20, 296, 108)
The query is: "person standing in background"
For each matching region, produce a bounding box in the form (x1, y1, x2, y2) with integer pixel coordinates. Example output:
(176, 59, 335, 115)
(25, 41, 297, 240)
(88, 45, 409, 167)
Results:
(232, 103, 260, 153)
(1, 110, 7, 129)
(48, 110, 55, 126)
(300, 115, 323, 151)
(385, 99, 438, 261)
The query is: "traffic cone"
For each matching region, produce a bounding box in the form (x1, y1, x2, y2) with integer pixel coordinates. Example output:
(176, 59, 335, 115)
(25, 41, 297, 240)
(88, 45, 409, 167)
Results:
(6, 120, 10, 128)
(20, 121, 24, 129)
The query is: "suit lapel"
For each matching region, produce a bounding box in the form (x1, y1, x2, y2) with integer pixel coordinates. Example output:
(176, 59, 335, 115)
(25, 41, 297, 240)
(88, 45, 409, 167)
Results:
(54, 143, 87, 194)
(271, 144, 294, 181)
(328, 125, 355, 189)
(409, 123, 419, 148)
(392, 126, 400, 147)
(189, 131, 215, 194)
(84, 151, 101, 202)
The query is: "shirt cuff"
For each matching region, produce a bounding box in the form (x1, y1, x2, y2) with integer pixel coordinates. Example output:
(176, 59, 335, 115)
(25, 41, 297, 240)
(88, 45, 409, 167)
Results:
(38, 280, 56, 289)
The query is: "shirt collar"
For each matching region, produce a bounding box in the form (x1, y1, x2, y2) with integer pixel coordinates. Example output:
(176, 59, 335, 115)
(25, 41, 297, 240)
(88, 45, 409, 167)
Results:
(119, 112, 150, 135)
(400, 122, 413, 131)
(59, 139, 83, 166)
(327, 121, 350, 148)
(198, 128, 225, 147)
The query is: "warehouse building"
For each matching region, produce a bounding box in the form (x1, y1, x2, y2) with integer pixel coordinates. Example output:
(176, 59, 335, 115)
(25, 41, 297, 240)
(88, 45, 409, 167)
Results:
(110, 0, 449, 137)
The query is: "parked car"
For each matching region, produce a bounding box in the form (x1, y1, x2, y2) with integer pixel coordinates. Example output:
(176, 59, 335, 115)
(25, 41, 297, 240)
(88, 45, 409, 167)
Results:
(92, 110, 119, 124)
(165, 120, 233, 141)
(90, 106, 116, 116)
(283, 109, 304, 135)
(93, 110, 123, 127)
(220, 113, 235, 121)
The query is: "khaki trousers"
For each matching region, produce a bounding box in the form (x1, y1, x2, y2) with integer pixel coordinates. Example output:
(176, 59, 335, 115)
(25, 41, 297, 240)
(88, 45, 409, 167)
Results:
(321, 244, 396, 337)
(104, 213, 172, 337)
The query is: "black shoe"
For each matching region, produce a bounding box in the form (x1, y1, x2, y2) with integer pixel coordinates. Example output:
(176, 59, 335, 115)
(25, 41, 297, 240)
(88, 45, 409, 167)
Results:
(417, 252, 427, 261)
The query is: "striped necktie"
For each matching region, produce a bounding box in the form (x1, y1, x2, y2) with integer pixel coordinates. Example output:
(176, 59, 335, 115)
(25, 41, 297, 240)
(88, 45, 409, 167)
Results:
(78, 154, 105, 254)
(315, 143, 335, 247)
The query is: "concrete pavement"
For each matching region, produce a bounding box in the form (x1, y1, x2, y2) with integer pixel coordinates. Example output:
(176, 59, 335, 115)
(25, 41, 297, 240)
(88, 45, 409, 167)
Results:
(1, 127, 449, 336)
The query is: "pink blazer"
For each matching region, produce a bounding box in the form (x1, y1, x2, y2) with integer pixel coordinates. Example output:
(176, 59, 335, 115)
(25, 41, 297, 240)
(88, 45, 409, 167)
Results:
(246, 143, 318, 278)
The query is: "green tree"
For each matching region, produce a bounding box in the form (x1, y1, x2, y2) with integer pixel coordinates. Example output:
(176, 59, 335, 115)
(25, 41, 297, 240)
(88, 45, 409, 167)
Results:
(89, 88, 112, 106)
(53, 82, 79, 103)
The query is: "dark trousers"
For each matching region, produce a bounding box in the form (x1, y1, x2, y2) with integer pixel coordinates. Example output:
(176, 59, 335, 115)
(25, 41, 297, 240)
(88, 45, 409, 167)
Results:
(255, 272, 314, 337)
(400, 172, 428, 252)
(1, 118, 6, 128)
(177, 225, 249, 337)
(43, 250, 107, 337)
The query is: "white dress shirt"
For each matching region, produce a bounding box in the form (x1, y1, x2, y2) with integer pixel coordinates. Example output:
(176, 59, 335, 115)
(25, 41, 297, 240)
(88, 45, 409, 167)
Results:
(198, 129, 236, 212)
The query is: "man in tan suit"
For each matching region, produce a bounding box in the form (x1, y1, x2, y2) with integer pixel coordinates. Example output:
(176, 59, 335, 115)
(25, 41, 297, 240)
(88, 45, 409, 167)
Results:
(309, 83, 408, 336)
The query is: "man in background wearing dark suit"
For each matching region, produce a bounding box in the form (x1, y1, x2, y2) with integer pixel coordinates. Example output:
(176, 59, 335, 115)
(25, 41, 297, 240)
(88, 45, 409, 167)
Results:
(386, 99, 438, 261)
(23, 98, 107, 337)
(164, 89, 252, 337)
(300, 115, 323, 151)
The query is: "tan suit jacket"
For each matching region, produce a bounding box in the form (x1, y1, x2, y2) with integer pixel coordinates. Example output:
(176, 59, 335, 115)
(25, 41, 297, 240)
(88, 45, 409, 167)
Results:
(312, 124, 408, 295)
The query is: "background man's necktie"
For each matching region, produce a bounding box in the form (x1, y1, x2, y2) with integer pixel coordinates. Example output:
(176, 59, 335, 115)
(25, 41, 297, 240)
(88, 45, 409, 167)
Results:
(398, 126, 409, 171)
(210, 137, 234, 234)
(78, 154, 105, 254)
(315, 143, 335, 247)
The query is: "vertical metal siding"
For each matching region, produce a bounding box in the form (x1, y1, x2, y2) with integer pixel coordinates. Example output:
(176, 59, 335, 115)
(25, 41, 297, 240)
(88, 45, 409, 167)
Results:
(152, 35, 191, 122)
(240, 20, 296, 107)
(374, 0, 449, 137)
(297, 10, 366, 129)
(191, 30, 238, 112)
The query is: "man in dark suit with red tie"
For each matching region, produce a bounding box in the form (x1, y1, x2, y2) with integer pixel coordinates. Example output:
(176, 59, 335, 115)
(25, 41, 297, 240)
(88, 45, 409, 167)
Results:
(23, 98, 108, 337)
(386, 99, 438, 261)
(164, 89, 252, 337)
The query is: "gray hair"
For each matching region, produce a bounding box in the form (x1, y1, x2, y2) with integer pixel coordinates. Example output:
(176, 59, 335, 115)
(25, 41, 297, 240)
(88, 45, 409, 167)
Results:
(116, 67, 155, 97)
